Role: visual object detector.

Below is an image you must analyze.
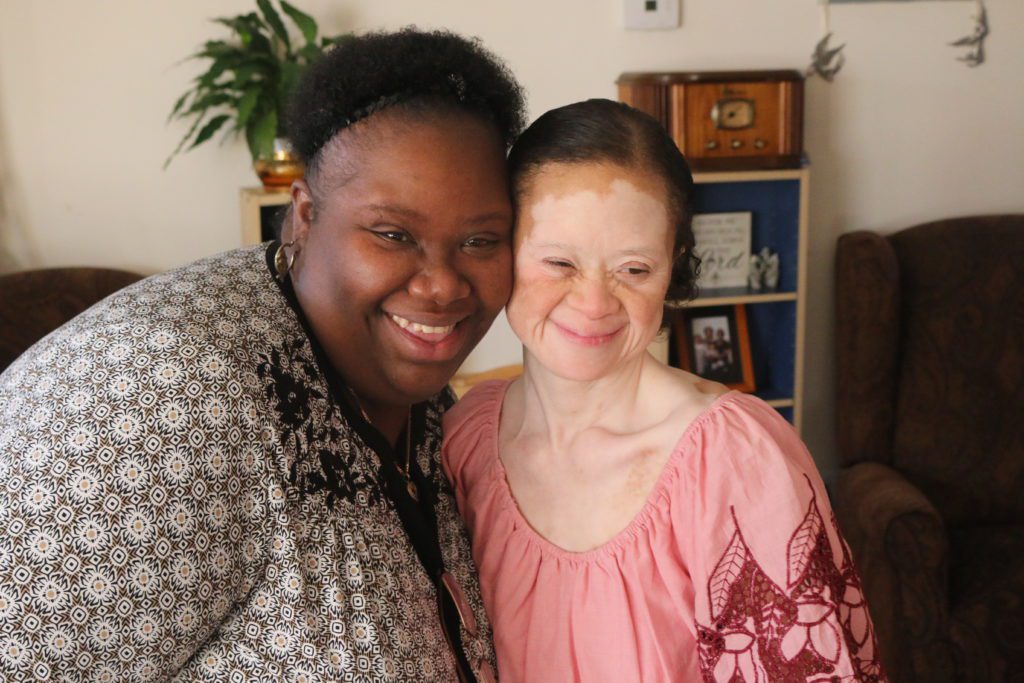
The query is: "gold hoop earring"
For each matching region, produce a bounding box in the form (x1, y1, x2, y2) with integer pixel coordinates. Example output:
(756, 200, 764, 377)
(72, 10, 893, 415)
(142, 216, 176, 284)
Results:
(274, 240, 297, 281)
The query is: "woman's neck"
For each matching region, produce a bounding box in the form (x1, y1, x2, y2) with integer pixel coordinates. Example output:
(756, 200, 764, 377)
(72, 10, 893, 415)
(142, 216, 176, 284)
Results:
(355, 395, 409, 448)
(511, 352, 659, 451)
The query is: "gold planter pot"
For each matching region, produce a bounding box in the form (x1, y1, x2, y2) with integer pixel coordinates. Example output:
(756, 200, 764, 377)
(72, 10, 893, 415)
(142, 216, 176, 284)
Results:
(253, 138, 304, 188)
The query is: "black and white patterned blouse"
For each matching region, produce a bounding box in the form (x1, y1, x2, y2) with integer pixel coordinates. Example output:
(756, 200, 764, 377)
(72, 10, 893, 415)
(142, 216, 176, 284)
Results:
(0, 245, 496, 681)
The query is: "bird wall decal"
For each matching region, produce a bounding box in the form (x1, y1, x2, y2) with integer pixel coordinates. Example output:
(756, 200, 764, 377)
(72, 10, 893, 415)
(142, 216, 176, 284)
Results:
(949, 3, 989, 67)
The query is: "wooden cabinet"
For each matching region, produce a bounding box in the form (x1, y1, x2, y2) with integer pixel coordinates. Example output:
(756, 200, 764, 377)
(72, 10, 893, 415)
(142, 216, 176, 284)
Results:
(240, 187, 290, 245)
(674, 168, 809, 432)
(617, 71, 804, 171)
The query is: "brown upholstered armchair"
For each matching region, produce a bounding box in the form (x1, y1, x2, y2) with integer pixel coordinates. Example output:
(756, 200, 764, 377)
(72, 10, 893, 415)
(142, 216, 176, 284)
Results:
(833, 215, 1024, 682)
(0, 267, 143, 373)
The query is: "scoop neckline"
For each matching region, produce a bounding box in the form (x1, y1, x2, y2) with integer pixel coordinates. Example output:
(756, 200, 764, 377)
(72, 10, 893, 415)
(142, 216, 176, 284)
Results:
(485, 379, 742, 563)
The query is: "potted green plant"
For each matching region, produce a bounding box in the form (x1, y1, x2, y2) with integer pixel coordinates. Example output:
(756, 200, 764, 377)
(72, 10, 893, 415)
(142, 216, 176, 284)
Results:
(166, 0, 345, 187)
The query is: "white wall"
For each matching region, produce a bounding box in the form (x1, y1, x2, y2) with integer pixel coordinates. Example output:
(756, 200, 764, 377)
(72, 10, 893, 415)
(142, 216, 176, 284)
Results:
(2, 0, 1022, 476)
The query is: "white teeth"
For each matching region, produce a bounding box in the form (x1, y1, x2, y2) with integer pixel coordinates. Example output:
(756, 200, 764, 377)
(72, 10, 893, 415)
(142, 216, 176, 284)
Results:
(389, 314, 456, 335)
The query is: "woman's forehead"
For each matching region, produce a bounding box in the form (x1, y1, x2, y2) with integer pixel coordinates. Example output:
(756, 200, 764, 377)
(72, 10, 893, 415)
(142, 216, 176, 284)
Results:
(312, 108, 504, 191)
(521, 160, 651, 190)
(515, 163, 671, 245)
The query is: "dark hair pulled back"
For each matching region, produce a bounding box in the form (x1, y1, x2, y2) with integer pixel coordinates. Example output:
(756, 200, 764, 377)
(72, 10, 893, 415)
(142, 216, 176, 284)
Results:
(288, 28, 526, 181)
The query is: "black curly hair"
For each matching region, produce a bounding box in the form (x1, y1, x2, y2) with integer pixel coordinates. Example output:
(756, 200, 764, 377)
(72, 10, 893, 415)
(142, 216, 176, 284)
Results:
(288, 28, 526, 182)
(507, 98, 701, 312)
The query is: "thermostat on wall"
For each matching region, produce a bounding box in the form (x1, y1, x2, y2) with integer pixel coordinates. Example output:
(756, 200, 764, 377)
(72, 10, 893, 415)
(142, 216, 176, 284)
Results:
(624, 0, 680, 30)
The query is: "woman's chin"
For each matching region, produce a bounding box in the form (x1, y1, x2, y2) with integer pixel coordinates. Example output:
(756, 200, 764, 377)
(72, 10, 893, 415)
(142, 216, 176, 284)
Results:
(386, 364, 462, 404)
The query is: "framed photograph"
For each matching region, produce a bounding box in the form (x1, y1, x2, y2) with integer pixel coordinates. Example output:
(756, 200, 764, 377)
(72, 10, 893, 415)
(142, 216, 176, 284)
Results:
(692, 212, 752, 290)
(674, 305, 756, 392)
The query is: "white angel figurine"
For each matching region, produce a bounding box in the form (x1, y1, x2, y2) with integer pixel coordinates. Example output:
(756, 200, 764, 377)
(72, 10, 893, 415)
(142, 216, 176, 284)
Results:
(748, 253, 765, 291)
(763, 248, 780, 291)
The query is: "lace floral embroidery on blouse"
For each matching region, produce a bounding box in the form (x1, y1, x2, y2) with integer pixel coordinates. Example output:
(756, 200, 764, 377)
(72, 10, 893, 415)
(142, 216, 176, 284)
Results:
(696, 475, 885, 682)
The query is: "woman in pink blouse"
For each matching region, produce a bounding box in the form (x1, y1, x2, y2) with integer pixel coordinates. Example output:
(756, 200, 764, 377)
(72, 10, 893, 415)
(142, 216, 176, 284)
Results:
(443, 99, 885, 682)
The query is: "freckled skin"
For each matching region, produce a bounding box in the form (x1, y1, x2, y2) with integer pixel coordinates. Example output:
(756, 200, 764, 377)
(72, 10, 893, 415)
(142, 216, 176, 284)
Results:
(507, 163, 674, 383)
(499, 162, 727, 553)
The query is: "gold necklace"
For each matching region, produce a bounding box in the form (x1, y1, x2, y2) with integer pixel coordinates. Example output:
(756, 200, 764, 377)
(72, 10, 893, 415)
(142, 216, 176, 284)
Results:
(399, 414, 419, 502)
(349, 389, 418, 502)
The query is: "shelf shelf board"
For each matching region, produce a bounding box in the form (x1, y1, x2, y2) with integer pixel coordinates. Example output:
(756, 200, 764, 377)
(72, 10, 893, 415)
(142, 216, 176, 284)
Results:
(743, 388, 795, 409)
(675, 289, 798, 308)
(692, 168, 808, 184)
(763, 397, 795, 409)
(240, 186, 290, 207)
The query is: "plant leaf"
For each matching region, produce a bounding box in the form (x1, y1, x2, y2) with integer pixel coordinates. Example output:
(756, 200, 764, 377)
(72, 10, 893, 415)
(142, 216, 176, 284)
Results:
(297, 43, 322, 63)
(231, 63, 262, 89)
(247, 106, 277, 161)
(236, 12, 273, 55)
(167, 91, 190, 123)
(280, 1, 317, 45)
(276, 60, 301, 112)
(189, 114, 231, 150)
(236, 86, 261, 129)
(256, 0, 290, 52)
(209, 17, 243, 45)
(244, 126, 259, 161)
(195, 40, 236, 60)
(185, 91, 233, 116)
(196, 53, 244, 87)
(213, 16, 251, 46)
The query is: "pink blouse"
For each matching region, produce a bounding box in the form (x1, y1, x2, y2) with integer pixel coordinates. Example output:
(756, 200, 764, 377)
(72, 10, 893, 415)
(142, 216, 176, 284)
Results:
(442, 380, 885, 683)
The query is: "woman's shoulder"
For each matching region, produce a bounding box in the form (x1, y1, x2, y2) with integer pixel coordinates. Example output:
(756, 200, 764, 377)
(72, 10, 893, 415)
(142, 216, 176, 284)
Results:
(120, 246, 295, 361)
(672, 387, 810, 476)
(441, 379, 509, 487)
(443, 379, 509, 435)
(19, 245, 282, 351)
(695, 390, 806, 461)
(641, 364, 733, 441)
(647, 363, 815, 497)
(0, 245, 296, 460)
(662, 384, 832, 567)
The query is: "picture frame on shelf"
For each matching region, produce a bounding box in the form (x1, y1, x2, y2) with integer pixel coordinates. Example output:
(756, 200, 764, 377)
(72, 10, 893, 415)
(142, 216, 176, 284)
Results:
(692, 211, 752, 291)
(674, 304, 756, 392)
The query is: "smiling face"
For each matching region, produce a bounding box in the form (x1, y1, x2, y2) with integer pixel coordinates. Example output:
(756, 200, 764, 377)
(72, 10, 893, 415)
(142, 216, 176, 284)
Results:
(286, 110, 513, 411)
(507, 162, 674, 382)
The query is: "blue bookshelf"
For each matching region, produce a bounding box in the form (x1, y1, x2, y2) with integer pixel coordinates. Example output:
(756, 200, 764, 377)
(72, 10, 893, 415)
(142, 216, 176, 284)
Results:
(672, 168, 808, 432)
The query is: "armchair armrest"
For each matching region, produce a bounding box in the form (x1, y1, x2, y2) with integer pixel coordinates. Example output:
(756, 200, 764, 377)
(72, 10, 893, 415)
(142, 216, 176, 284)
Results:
(835, 462, 956, 682)
(835, 231, 900, 465)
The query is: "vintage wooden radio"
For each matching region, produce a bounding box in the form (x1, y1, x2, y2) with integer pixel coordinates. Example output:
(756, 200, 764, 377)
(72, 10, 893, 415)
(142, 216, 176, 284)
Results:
(617, 70, 804, 170)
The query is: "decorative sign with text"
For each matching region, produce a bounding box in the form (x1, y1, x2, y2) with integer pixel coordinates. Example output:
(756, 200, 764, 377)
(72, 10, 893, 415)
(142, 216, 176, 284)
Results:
(692, 212, 752, 290)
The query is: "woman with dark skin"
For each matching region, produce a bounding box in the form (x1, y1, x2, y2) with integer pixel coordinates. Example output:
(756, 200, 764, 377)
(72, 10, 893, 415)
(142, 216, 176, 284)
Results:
(0, 29, 524, 681)
(284, 106, 513, 443)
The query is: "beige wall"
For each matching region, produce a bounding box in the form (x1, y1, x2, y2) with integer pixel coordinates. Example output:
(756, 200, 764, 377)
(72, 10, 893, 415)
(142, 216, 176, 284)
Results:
(1, 0, 1022, 476)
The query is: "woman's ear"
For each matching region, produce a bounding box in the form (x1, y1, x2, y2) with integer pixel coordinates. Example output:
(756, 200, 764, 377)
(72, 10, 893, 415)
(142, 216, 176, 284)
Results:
(287, 178, 315, 246)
